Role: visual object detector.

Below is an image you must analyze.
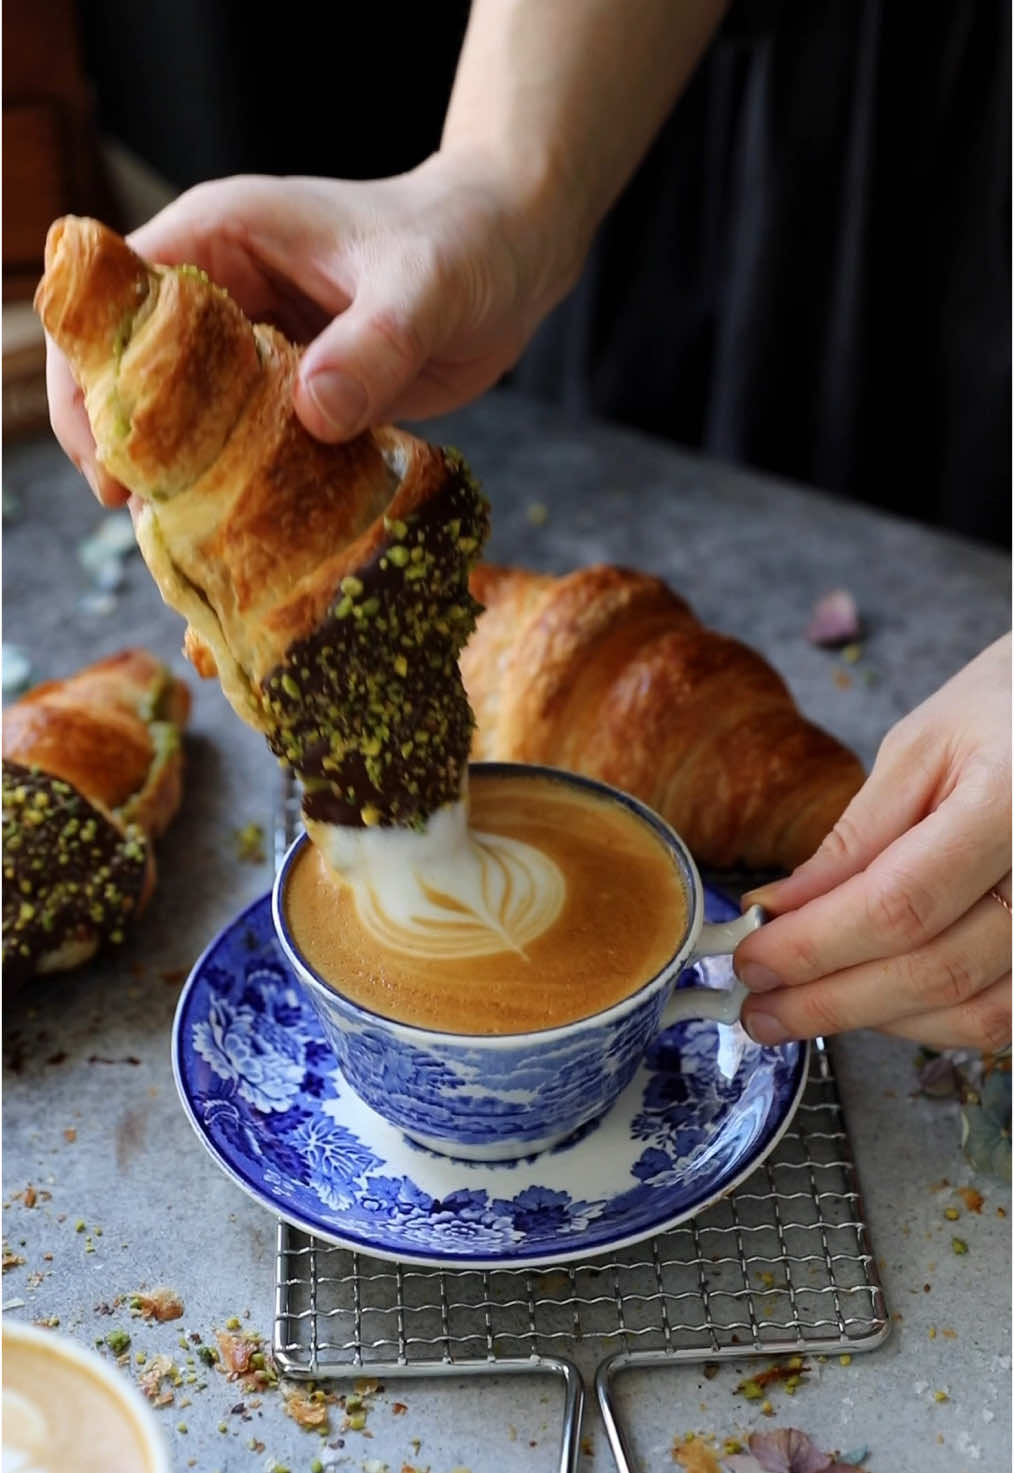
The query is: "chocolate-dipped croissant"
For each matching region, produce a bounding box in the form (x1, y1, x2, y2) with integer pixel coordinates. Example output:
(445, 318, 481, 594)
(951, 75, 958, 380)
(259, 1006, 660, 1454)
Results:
(2, 649, 190, 987)
(460, 562, 866, 871)
(35, 216, 489, 831)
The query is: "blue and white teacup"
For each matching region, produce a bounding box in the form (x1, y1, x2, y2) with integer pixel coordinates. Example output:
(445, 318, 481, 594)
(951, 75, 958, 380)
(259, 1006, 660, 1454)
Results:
(273, 763, 764, 1162)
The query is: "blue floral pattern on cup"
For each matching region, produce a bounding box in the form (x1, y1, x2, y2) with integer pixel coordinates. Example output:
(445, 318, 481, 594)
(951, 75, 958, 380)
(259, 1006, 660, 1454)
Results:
(173, 891, 806, 1266)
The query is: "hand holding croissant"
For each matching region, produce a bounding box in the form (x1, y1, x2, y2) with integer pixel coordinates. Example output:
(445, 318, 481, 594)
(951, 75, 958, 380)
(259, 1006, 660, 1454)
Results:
(36, 200, 1010, 1051)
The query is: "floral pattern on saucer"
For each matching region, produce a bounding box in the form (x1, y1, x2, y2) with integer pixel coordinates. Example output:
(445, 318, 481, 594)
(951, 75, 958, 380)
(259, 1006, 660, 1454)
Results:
(172, 891, 806, 1267)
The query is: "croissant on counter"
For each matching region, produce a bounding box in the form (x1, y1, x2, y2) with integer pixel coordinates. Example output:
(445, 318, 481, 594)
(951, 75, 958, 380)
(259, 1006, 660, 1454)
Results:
(35, 216, 489, 832)
(2, 649, 190, 988)
(461, 563, 866, 872)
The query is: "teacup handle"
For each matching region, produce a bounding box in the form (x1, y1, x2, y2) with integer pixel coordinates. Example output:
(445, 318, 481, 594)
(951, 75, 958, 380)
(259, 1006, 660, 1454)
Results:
(661, 904, 767, 1027)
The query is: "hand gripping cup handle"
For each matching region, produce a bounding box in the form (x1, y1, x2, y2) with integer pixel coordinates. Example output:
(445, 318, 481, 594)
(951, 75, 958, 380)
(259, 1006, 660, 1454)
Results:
(661, 903, 768, 1028)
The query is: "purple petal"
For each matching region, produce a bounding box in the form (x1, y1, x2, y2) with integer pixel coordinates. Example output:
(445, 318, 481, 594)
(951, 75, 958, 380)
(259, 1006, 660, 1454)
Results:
(748, 1428, 833, 1473)
(916, 1054, 961, 1098)
(806, 590, 862, 647)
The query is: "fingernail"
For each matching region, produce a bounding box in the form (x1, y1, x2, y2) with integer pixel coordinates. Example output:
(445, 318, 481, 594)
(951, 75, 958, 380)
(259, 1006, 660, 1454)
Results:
(77, 460, 100, 498)
(737, 962, 783, 993)
(743, 1010, 792, 1046)
(304, 368, 368, 437)
(742, 885, 777, 909)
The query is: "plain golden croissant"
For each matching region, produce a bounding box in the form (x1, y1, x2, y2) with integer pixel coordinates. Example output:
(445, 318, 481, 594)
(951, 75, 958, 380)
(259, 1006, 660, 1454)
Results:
(35, 215, 489, 831)
(2, 649, 190, 986)
(460, 562, 866, 871)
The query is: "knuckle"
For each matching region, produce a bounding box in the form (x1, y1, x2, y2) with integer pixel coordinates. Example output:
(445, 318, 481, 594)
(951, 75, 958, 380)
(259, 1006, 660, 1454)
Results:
(977, 1003, 1013, 1053)
(793, 985, 847, 1040)
(960, 751, 1012, 816)
(929, 953, 980, 1011)
(959, 986, 1013, 1052)
(815, 812, 864, 868)
(782, 928, 825, 982)
(867, 871, 936, 949)
(366, 304, 428, 373)
(174, 180, 225, 232)
(977, 1005, 1013, 1054)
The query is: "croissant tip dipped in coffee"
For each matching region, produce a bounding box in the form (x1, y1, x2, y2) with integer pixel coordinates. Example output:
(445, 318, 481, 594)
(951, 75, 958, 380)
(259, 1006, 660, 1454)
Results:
(35, 215, 490, 834)
(2, 648, 190, 988)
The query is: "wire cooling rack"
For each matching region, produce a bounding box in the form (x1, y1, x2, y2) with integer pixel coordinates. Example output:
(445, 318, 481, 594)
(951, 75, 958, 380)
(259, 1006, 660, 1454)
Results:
(270, 779, 890, 1473)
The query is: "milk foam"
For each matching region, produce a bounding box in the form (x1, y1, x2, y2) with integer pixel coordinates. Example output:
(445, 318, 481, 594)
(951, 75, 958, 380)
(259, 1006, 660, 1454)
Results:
(2, 1386, 52, 1472)
(306, 798, 565, 960)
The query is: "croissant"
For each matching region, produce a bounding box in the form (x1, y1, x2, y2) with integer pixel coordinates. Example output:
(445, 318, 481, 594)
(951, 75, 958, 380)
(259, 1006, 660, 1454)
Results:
(460, 563, 866, 872)
(35, 216, 489, 831)
(2, 649, 190, 987)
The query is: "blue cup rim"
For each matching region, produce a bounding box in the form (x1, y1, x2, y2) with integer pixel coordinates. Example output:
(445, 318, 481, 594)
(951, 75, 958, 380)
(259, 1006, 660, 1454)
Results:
(271, 761, 702, 1045)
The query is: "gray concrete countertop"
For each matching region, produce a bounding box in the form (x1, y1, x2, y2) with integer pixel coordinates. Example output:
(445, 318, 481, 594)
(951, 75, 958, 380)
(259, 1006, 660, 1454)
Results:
(3, 389, 1010, 1473)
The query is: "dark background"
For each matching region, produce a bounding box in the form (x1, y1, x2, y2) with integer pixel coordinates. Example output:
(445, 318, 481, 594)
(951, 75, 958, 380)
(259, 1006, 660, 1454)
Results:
(20, 1, 1014, 547)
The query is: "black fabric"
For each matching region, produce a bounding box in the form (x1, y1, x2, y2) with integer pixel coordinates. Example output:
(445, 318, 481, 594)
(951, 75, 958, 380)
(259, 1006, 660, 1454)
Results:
(75, 0, 1010, 546)
(512, 0, 1011, 547)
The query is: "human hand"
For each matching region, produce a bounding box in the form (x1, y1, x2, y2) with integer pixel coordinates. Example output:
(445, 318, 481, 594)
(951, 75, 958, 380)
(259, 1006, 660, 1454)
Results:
(43, 152, 583, 506)
(734, 634, 1012, 1051)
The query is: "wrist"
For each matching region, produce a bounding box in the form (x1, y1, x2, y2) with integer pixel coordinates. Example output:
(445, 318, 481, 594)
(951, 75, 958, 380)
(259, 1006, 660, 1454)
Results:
(422, 140, 596, 320)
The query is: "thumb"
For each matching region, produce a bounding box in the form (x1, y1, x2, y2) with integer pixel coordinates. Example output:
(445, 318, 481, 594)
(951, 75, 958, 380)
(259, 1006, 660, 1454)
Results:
(744, 738, 930, 915)
(294, 283, 441, 442)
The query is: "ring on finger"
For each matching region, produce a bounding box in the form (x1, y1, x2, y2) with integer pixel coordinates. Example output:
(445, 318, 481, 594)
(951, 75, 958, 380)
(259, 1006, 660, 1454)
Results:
(989, 872, 1012, 916)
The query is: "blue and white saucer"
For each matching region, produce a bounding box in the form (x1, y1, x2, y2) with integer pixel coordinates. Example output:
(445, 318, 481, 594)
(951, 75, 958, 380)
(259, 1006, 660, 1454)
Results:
(171, 888, 807, 1269)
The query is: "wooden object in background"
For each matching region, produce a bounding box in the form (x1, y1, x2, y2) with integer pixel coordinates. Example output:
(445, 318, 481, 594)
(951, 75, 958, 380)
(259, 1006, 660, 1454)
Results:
(3, 301, 49, 441)
(3, 1, 117, 303)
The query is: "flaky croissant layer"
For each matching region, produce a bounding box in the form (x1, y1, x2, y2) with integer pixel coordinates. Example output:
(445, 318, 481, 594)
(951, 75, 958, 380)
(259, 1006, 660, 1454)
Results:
(36, 216, 490, 829)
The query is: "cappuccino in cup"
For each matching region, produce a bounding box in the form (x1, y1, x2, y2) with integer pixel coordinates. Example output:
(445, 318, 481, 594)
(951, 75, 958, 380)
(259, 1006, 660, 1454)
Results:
(2, 1320, 169, 1473)
(287, 766, 689, 1034)
(274, 762, 763, 1160)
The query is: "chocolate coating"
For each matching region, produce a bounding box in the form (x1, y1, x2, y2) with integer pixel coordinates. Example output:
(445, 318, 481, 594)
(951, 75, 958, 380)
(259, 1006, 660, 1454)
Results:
(259, 449, 490, 828)
(2, 761, 148, 988)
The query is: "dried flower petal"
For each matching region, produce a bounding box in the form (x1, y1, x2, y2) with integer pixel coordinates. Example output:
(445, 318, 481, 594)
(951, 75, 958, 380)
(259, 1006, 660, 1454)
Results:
(131, 1287, 184, 1321)
(283, 1385, 330, 1429)
(915, 1054, 961, 1099)
(805, 590, 861, 648)
(672, 1434, 724, 1472)
(138, 1353, 176, 1403)
(747, 1427, 833, 1473)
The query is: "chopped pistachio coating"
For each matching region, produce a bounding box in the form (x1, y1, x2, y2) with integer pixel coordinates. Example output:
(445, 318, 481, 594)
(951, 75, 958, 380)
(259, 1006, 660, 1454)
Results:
(260, 449, 490, 828)
(2, 761, 148, 987)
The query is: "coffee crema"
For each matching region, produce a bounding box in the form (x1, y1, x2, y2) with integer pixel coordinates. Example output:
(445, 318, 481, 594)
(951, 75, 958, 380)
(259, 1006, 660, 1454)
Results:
(287, 771, 689, 1034)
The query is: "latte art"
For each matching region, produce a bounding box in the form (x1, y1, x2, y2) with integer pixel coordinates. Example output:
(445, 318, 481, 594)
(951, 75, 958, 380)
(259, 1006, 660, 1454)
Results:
(2, 1323, 163, 1473)
(289, 771, 689, 1035)
(3, 1386, 50, 1473)
(307, 801, 565, 959)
